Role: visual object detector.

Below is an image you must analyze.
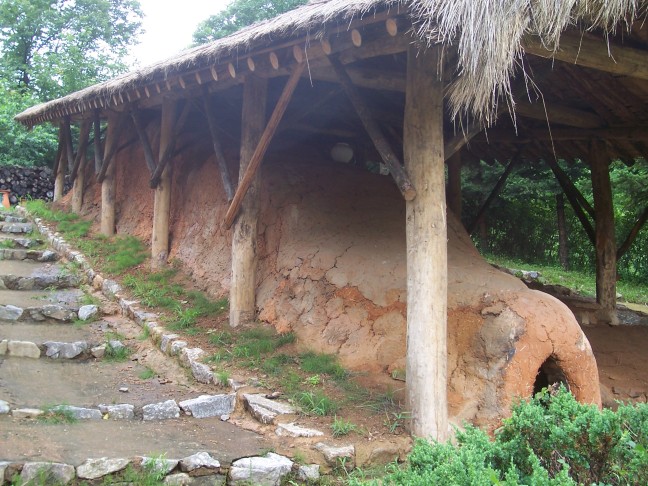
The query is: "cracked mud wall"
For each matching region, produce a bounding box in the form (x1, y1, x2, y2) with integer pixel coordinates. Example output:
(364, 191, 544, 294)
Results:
(71, 139, 601, 427)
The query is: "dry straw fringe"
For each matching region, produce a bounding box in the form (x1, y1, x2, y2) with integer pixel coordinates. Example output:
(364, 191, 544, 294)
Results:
(15, 0, 645, 127)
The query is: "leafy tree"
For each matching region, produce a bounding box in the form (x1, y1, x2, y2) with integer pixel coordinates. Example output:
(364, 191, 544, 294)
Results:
(192, 0, 308, 45)
(0, 78, 58, 167)
(0, 0, 143, 100)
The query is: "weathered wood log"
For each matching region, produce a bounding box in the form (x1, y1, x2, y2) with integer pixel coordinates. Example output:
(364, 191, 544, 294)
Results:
(404, 43, 448, 441)
(590, 141, 618, 324)
(546, 158, 595, 218)
(97, 111, 128, 183)
(230, 75, 268, 327)
(70, 120, 91, 181)
(130, 109, 157, 174)
(468, 158, 517, 235)
(224, 62, 306, 229)
(149, 100, 191, 188)
(515, 100, 604, 129)
(151, 99, 177, 269)
(203, 94, 235, 202)
(524, 31, 648, 81)
(100, 112, 120, 236)
(53, 124, 66, 202)
(327, 55, 416, 200)
(94, 110, 103, 173)
(617, 205, 648, 260)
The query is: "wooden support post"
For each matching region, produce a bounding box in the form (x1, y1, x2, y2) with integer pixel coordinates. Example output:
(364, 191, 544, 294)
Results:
(203, 94, 235, 201)
(53, 124, 66, 202)
(546, 158, 596, 245)
(468, 158, 517, 235)
(71, 121, 91, 213)
(97, 112, 128, 183)
(224, 62, 305, 228)
(149, 100, 190, 188)
(447, 151, 462, 218)
(230, 75, 267, 327)
(100, 113, 119, 236)
(404, 44, 448, 440)
(328, 55, 416, 200)
(70, 120, 91, 181)
(590, 142, 618, 324)
(94, 110, 103, 173)
(151, 99, 178, 269)
(130, 110, 158, 174)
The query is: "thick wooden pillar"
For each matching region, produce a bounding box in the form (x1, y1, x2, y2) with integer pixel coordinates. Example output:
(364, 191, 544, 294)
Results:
(230, 75, 267, 327)
(53, 125, 66, 202)
(71, 151, 85, 213)
(151, 99, 177, 269)
(100, 115, 119, 236)
(590, 142, 618, 325)
(447, 151, 462, 218)
(404, 44, 448, 440)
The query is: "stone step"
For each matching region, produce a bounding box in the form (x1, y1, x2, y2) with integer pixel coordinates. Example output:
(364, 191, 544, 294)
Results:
(0, 288, 83, 309)
(0, 303, 79, 322)
(0, 213, 27, 223)
(0, 221, 32, 234)
(0, 236, 44, 249)
(0, 321, 95, 343)
(0, 248, 57, 262)
(0, 260, 80, 290)
(1, 392, 236, 422)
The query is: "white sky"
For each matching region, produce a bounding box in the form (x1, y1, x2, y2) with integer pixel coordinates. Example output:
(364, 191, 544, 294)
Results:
(130, 0, 231, 67)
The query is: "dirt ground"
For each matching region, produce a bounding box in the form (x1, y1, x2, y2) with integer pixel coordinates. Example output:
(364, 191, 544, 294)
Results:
(584, 323, 648, 407)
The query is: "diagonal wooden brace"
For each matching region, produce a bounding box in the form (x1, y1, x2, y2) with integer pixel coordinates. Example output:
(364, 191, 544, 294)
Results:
(224, 61, 306, 228)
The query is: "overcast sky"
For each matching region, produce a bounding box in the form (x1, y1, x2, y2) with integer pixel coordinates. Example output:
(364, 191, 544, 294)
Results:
(130, 0, 231, 67)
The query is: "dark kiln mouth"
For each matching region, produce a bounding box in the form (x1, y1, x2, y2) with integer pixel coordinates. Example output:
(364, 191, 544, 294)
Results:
(533, 356, 570, 395)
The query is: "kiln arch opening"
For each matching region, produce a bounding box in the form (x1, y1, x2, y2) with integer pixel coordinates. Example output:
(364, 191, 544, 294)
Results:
(533, 356, 570, 395)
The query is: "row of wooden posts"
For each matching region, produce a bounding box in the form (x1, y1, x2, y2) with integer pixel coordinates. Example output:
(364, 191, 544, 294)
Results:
(51, 42, 452, 439)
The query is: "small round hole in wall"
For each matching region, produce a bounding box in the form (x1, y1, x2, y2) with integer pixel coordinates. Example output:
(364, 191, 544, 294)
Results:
(533, 356, 569, 395)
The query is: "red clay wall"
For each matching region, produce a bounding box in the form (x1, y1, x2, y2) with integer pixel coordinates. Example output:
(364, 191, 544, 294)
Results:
(74, 140, 601, 428)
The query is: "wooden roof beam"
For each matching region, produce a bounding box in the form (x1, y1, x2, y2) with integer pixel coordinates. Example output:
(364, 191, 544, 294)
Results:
(524, 31, 648, 81)
(514, 100, 605, 129)
(478, 126, 648, 142)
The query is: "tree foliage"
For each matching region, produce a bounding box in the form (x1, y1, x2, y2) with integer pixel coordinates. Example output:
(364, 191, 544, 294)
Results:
(0, 0, 143, 99)
(192, 0, 308, 45)
(462, 158, 648, 284)
(0, 0, 143, 167)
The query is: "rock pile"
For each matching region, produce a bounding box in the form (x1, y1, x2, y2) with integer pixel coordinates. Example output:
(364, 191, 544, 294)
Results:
(0, 166, 68, 203)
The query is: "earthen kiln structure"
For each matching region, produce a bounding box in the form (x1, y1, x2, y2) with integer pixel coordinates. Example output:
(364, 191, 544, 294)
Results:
(17, 0, 648, 438)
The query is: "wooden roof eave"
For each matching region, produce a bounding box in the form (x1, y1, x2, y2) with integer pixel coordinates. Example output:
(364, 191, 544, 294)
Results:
(15, 8, 412, 127)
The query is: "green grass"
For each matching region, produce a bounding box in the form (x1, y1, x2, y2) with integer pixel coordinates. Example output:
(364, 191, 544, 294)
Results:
(331, 416, 360, 437)
(293, 390, 339, 416)
(123, 271, 227, 334)
(38, 405, 77, 425)
(216, 370, 230, 387)
(104, 341, 130, 362)
(230, 328, 295, 367)
(103, 236, 148, 274)
(138, 367, 155, 380)
(300, 351, 347, 380)
(485, 254, 648, 305)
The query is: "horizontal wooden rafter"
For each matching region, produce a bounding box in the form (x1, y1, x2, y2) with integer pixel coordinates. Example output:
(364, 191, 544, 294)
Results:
(524, 31, 648, 81)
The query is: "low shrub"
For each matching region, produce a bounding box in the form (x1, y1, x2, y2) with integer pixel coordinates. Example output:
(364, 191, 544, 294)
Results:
(351, 388, 648, 485)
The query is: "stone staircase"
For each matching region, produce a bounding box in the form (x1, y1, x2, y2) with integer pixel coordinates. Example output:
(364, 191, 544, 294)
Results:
(0, 210, 330, 485)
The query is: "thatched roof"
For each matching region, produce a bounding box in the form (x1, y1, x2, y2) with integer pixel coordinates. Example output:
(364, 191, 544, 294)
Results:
(15, 0, 645, 127)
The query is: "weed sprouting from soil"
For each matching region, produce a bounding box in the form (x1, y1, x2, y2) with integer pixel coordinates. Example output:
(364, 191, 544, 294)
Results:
(38, 405, 78, 425)
(331, 416, 360, 437)
(104, 341, 130, 362)
(139, 367, 156, 380)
